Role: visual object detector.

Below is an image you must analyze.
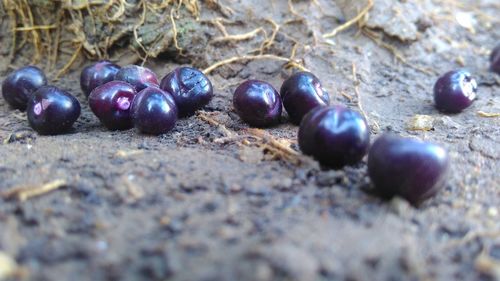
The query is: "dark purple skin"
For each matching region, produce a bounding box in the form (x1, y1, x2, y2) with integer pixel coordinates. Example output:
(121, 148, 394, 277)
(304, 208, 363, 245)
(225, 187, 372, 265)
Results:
(280, 71, 330, 124)
(27, 86, 81, 135)
(80, 60, 121, 97)
(298, 105, 370, 169)
(233, 80, 282, 127)
(433, 70, 477, 113)
(89, 81, 137, 130)
(367, 134, 449, 205)
(490, 44, 500, 74)
(2, 66, 47, 110)
(131, 87, 178, 135)
(115, 65, 159, 92)
(160, 67, 213, 117)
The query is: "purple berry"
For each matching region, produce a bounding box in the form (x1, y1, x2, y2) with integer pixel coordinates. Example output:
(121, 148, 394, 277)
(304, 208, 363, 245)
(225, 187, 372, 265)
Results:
(280, 71, 330, 124)
(89, 81, 137, 130)
(160, 67, 213, 117)
(131, 87, 177, 135)
(27, 86, 80, 135)
(368, 134, 449, 205)
(2, 66, 47, 110)
(490, 44, 500, 74)
(233, 80, 282, 127)
(434, 70, 477, 113)
(298, 105, 370, 169)
(80, 60, 121, 97)
(115, 65, 159, 92)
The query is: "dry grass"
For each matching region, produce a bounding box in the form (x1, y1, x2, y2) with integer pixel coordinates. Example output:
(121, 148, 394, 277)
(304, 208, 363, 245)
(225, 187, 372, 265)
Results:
(1, 179, 67, 201)
(197, 111, 306, 166)
(2, 0, 202, 74)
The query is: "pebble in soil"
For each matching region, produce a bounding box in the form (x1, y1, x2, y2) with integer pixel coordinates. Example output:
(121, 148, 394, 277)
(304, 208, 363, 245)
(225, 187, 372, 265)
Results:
(27, 86, 81, 135)
(115, 65, 159, 92)
(233, 80, 282, 127)
(88, 81, 137, 130)
(160, 67, 213, 117)
(80, 60, 121, 97)
(131, 87, 178, 135)
(434, 70, 477, 113)
(367, 134, 449, 205)
(298, 105, 370, 169)
(280, 71, 330, 124)
(2, 66, 48, 110)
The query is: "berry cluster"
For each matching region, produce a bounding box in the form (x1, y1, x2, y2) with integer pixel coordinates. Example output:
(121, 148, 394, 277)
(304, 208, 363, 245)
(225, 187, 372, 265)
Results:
(84, 63, 213, 135)
(2, 66, 80, 135)
(1, 43, 498, 205)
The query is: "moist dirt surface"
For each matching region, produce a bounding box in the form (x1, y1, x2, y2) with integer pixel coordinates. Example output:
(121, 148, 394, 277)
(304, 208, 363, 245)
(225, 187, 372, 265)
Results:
(0, 1, 499, 281)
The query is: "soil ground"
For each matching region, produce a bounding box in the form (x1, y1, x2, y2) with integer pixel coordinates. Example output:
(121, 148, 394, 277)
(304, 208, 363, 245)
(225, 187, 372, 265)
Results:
(0, 0, 499, 280)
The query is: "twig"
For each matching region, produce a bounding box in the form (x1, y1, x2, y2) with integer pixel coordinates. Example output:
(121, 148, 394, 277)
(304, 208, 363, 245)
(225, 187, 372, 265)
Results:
(1, 179, 67, 201)
(477, 111, 500, 118)
(246, 128, 303, 165)
(132, 0, 148, 63)
(170, 8, 183, 54)
(352, 62, 380, 132)
(55, 43, 82, 79)
(210, 27, 264, 44)
(14, 24, 57, 31)
(197, 112, 304, 165)
(246, 128, 300, 156)
(197, 111, 235, 138)
(323, 0, 374, 38)
(362, 28, 435, 75)
(287, 0, 304, 22)
(203, 54, 308, 74)
(260, 19, 280, 52)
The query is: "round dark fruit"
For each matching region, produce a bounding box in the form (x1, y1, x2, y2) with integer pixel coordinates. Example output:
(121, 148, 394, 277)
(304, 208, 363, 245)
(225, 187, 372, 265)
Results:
(131, 87, 177, 135)
(89, 81, 137, 130)
(367, 134, 449, 205)
(80, 60, 121, 97)
(433, 70, 476, 113)
(115, 65, 159, 92)
(27, 86, 80, 135)
(280, 71, 330, 124)
(233, 80, 282, 127)
(298, 105, 370, 169)
(2, 66, 48, 110)
(160, 67, 213, 117)
(490, 44, 500, 74)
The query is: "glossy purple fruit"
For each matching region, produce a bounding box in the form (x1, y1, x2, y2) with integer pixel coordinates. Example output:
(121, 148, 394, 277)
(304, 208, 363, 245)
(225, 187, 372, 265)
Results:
(89, 81, 137, 130)
(115, 65, 159, 92)
(433, 70, 477, 113)
(368, 134, 449, 205)
(2, 66, 47, 110)
(27, 86, 80, 135)
(131, 87, 177, 135)
(160, 67, 213, 117)
(298, 105, 370, 169)
(80, 60, 121, 97)
(490, 44, 500, 74)
(233, 80, 282, 127)
(280, 71, 330, 124)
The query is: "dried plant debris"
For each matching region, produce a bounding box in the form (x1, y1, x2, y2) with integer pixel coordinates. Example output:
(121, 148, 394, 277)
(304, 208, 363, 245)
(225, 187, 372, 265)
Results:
(477, 111, 500, 118)
(407, 114, 435, 131)
(1, 179, 67, 201)
(336, 0, 425, 41)
(1, 0, 211, 70)
(0, 251, 19, 280)
(197, 111, 306, 165)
